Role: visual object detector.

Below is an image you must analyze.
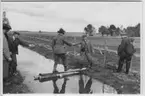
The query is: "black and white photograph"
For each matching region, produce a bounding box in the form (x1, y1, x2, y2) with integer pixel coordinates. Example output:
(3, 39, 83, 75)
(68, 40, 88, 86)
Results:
(2, 1, 142, 94)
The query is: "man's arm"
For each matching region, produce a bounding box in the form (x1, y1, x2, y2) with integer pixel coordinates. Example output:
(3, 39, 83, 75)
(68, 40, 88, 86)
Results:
(73, 42, 81, 46)
(18, 38, 35, 48)
(6, 18, 10, 25)
(19, 38, 30, 47)
(3, 48, 11, 61)
(63, 39, 73, 46)
(118, 39, 126, 53)
(3, 34, 12, 61)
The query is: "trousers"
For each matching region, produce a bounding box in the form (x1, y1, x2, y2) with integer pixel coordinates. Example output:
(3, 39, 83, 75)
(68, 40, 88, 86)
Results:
(3, 60, 10, 79)
(10, 54, 17, 75)
(117, 55, 132, 74)
(53, 54, 67, 71)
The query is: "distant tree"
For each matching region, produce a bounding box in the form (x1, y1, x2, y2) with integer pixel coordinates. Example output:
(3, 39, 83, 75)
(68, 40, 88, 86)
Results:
(109, 24, 116, 36)
(135, 23, 140, 37)
(98, 26, 110, 36)
(39, 30, 42, 33)
(84, 24, 96, 36)
(115, 27, 121, 36)
(125, 23, 140, 37)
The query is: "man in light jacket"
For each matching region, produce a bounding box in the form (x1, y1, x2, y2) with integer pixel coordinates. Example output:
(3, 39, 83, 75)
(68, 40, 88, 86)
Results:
(3, 24, 12, 80)
(51, 28, 74, 73)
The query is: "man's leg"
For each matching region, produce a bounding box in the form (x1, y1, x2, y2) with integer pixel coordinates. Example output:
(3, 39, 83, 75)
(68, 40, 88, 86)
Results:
(53, 54, 59, 73)
(61, 54, 67, 71)
(125, 56, 132, 74)
(9, 62, 13, 77)
(86, 53, 93, 69)
(117, 57, 124, 72)
(11, 54, 17, 74)
(3, 60, 9, 81)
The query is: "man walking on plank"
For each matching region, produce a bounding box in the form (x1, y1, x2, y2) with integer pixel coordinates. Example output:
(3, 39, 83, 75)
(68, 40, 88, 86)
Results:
(51, 28, 74, 73)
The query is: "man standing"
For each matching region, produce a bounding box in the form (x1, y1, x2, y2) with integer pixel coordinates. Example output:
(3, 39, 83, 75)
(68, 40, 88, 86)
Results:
(8, 32, 35, 75)
(117, 36, 136, 74)
(3, 24, 12, 80)
(73, 34, 95, 68)
(51, 28, 74, 73)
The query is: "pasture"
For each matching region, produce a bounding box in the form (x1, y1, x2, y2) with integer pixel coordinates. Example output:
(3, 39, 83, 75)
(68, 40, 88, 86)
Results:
(16, 31, 140, 94)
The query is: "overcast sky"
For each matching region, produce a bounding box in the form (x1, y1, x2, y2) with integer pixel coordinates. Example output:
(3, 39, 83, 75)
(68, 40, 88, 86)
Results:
(2, 2, 142, 32)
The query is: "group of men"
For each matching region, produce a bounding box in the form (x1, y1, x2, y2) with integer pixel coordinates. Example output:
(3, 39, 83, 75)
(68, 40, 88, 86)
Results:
(3, 11, 34, 83)
(51, 28, 136, 75)
(51, 28, 94, 73)
(3, 11, 136, 84)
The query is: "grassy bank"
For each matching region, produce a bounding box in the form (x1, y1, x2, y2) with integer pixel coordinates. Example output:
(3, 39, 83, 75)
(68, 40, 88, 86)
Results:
(20, 34, 140, 94)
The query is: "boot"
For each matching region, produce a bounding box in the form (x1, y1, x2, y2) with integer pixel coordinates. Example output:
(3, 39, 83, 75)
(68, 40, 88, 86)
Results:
(126, 60, 131, 74)
(117, 59, 124, 73)
(53, 63, 58, 73)
(53, 70, 58, 73)
(89, 63, 93, 69)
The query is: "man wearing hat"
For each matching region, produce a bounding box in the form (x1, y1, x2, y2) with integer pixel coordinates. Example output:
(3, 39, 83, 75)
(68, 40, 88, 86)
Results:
(73, 34, 94, 68)
(8, 31, 35, 75)
(3, 23, 12, 80)
(117, 33, 136, 74)
(51, 28, 74, 73)
(3, 11, 10, 25)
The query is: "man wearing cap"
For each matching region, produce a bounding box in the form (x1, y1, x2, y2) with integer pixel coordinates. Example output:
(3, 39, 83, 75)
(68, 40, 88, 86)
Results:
(8, 31, 35, 75)
(3, 23, 12, 80)
(73, 34, 94, 68)
(51, 28, 74, 73)
(117, 35, 136, 74)
(3, 11, 10, 25)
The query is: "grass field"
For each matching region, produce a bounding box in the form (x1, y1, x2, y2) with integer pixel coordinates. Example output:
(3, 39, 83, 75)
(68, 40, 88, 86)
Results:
(19, 31, 140, 71)
(15, 31, 140, 94)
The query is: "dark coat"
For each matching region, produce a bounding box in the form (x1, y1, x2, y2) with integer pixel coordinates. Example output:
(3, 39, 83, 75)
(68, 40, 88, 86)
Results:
(3, 33, 11, 78)
(51, 34, 72, 54)
(118, 37, 136, 57)
(7, 36, 29, 54)
(3, 33, 11, 61)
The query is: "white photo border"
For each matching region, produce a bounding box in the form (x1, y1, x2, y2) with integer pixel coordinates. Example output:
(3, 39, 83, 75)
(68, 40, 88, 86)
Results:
(1, 1, 144, 96)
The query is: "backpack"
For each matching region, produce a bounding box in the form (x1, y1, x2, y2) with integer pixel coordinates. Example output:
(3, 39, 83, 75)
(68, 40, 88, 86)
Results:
(125, 43, 135, 56)
(117, 41, 135, 56)
(117, 44, 122, 56)
(53, 37, 66, 54)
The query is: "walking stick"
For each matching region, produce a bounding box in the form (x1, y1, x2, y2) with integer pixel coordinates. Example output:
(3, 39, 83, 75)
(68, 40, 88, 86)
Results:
(102, 40, 108, 93)
(73, 36, 76, 55)
(103, 40, 108, 67)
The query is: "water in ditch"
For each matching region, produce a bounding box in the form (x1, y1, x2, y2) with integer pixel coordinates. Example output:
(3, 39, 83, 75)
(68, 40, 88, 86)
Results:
(17, 46, 117, 94)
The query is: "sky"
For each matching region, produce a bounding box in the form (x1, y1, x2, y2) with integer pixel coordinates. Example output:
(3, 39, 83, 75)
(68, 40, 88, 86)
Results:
(2, 2, 142, 32)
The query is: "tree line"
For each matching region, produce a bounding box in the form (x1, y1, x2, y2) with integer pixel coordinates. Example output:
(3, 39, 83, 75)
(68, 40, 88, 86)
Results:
(84, 23, 140, 37)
